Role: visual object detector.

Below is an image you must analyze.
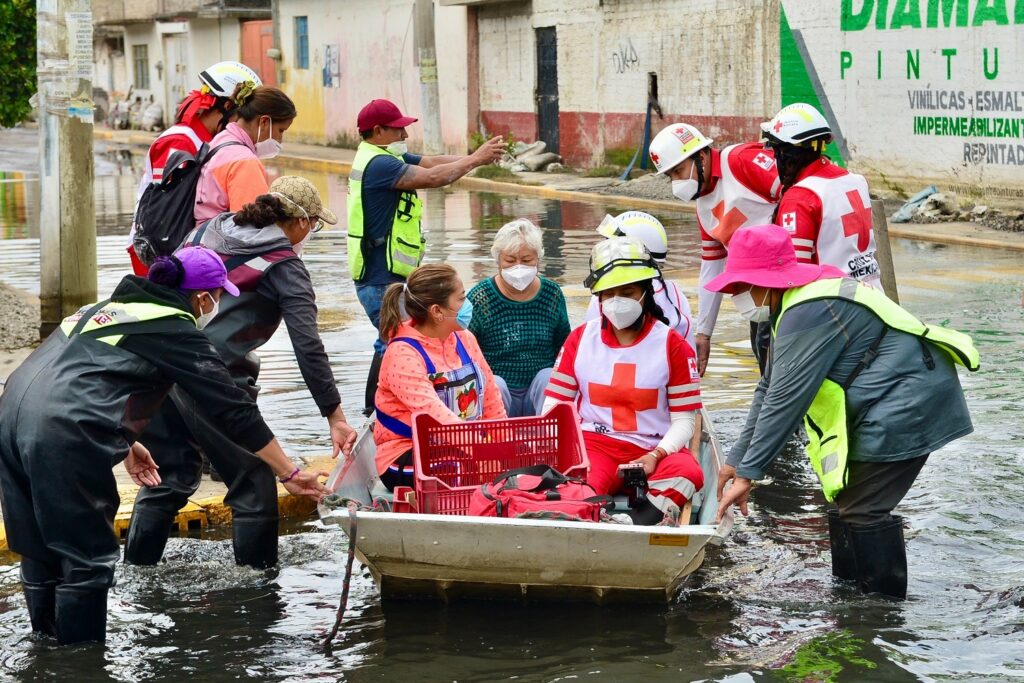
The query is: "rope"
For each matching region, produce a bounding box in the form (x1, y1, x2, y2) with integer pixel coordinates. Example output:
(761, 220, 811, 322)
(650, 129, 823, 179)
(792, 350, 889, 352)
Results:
(323, 500, 359, 649)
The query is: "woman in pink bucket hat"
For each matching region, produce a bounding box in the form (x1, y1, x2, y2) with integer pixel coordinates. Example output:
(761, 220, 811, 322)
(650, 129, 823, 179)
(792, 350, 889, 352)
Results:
(709, 225, 979, 600)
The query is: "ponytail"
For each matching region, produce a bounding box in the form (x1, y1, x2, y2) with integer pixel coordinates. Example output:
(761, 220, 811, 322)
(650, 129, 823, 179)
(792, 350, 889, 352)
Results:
(148, 255, 185, 288)
(235, 194, 290, 228)
(377, 264, 460, 342)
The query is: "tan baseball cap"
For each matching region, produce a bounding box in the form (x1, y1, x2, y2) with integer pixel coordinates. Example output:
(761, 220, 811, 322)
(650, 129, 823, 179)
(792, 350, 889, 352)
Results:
(268, 175, 338, 225)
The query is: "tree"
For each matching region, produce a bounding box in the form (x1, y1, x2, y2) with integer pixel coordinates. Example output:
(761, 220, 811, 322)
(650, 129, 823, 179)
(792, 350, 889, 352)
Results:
(0, 0, 36, 127)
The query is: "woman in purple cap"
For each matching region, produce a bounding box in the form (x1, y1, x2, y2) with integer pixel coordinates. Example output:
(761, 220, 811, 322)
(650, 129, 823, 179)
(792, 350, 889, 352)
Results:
(709, 225, 978, 600)
(0, 246, 328, 646)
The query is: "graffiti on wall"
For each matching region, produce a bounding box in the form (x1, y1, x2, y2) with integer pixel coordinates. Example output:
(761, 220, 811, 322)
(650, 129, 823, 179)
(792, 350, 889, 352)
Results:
(611, 38, 641, 74)
(781, 0, 1024, 194)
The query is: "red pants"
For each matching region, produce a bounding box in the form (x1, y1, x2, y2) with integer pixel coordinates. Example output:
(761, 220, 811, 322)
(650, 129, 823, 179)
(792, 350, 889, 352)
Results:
(583, 431, 704, 512)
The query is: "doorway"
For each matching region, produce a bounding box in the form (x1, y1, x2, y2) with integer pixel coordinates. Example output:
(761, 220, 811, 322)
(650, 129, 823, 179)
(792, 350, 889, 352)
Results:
(535, 26, 559, 154)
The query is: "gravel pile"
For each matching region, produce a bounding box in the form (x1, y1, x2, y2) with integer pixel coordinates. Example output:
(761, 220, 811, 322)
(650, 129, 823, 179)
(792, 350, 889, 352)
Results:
(0, 282, 40, 350)
(595, 173, 675, 202)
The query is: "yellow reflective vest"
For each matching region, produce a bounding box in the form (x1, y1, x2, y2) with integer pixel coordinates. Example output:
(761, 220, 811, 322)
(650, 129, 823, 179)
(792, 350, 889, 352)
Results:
(346, 141, 424, 280)
(60, 300, 197, 346)
(773, 277, 980, 502)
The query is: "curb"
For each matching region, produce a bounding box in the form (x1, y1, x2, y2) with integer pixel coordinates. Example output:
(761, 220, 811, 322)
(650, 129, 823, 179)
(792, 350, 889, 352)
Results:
(0, 455, 335, 555)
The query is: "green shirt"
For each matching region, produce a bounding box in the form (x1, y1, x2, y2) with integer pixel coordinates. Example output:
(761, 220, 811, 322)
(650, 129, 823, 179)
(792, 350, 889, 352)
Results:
(467, 276, 571, 389)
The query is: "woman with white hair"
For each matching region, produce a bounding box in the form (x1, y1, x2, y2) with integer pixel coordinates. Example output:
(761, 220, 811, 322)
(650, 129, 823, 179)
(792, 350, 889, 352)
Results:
(467, 219, 571, 417)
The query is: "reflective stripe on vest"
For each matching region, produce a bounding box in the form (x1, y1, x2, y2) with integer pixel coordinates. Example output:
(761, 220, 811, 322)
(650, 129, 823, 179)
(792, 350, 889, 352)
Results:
(774, 277, 980, 501)
(346, 141, 424, 280)
(59, 300, 197, 347)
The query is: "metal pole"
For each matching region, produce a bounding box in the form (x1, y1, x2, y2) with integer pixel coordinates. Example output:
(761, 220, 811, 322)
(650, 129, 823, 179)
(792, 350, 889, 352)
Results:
(414, 0, 443, 155)
(870, 199, 900, 303)
(36, 0, 97, 337)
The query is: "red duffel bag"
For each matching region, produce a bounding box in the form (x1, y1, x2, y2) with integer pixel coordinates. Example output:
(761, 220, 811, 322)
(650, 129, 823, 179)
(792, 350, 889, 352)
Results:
(468, 465, 612, 522)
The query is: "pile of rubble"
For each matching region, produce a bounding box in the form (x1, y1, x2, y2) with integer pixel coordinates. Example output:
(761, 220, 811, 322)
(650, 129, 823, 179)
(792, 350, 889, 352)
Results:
(901, 191, 1024, 233)
(499, 141, 564, 173)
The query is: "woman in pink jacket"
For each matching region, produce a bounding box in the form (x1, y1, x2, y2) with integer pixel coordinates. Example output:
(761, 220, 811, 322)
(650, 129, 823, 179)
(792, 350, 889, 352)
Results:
(373, 264, 506, 490)
(194, 86, 298, 226)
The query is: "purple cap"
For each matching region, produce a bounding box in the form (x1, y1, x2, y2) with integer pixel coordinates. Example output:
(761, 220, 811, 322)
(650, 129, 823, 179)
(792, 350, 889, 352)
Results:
(175, 246, 240, 296)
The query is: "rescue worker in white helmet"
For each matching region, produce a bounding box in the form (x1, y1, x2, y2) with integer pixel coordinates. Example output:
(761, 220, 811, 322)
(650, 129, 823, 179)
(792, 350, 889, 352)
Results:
(128, 61, 262, 275)
(711, 225, 976, 600)
(649, 123, 781, 376)
(761, 102, 882, 291)
(585, 211, 695, 351)
(543, 237, 704, 525)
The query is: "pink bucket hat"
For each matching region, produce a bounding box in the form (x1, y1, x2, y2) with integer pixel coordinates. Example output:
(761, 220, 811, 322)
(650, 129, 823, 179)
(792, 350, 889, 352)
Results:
(705, 225, 845, 294)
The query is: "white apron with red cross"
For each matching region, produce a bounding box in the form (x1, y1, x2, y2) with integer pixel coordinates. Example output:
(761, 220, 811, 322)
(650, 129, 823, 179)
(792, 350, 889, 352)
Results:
(695, 143, 780, 248)
(794, 172, 883, 290)
(574, 319, 675, 451)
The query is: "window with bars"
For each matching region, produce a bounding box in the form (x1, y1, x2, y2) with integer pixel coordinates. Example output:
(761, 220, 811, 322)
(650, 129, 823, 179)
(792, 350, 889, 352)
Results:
(294, 17, 309, 69)
(133, 44, 149, 89)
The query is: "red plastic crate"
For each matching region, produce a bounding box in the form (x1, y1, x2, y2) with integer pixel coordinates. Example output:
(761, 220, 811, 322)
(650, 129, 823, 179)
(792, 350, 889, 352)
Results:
(410, 403, 589, 515)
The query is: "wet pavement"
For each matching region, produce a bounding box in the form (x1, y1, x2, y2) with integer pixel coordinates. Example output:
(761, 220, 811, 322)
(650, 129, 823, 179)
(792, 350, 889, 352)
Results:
(0, 131, 1021, 681)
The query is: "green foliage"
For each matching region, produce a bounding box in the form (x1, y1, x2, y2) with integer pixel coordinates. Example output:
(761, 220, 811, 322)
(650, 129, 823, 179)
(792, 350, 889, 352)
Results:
(471, 165, 539, 186)
(603, 147, 636, 167)
(0, 0, 36, 127)
(584, 165, 623, 178)
(469, 130, 517, 156)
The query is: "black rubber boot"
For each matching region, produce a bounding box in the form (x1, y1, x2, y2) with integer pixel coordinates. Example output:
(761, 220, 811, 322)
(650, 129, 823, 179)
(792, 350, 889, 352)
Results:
(363, 351, 384, 417)
(123, 508, 176, 566)
(627, 498, 665, 526)
(55, 587, 108, 646)
(828, 509, 858, 581)
(20, 557, 59, 637)
(849, 515, 908, 600)
(232, 518, 279, 569)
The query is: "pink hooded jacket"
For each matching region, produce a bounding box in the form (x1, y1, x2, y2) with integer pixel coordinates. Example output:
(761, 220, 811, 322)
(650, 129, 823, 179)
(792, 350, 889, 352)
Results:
(193, 123, 269, 226)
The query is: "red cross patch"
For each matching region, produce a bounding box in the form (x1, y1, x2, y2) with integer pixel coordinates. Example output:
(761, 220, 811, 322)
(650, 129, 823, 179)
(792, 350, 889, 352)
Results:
(673, 126, 694, 144)
(688, 357, 700, 381)
(753, 152, 775, 171)
(781, 211, 797, 233)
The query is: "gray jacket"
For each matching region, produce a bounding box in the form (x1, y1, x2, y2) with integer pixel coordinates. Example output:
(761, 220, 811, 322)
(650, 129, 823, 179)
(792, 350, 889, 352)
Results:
(728, 297, 973, 480)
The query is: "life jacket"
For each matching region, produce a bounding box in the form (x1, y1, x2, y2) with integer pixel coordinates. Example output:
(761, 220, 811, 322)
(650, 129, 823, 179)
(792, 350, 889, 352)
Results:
(791, 168, 882, 290)
(184, 224, 299, 394)
(347, 141, 424, 280)
(695, 143, 780, 248)
(468, 465, 612, 522)
(773, 277, 980, 502)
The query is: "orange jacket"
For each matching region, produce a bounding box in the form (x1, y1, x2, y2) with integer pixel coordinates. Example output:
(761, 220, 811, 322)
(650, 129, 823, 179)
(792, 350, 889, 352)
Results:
(373, 321, 506, 474)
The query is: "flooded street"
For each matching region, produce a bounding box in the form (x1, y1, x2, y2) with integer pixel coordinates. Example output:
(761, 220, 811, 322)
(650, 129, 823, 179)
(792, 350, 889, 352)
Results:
(0, 148, 1022, 681)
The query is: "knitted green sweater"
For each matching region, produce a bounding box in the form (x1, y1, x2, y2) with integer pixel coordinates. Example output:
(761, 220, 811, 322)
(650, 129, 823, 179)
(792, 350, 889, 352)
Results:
(467, 276, 571, 389)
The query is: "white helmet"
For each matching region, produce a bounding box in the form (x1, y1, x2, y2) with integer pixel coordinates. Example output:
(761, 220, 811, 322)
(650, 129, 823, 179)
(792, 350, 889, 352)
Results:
(761, 103, 832, 148)
(649, 124, 714, 175)
(596, 211, 669, 262)
(198, 61, 262, 100)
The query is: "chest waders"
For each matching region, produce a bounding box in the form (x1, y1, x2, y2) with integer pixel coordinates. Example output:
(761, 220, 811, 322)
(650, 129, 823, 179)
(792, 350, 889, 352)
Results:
(774, 278, 980, 502)
(347, 141, 424, 280)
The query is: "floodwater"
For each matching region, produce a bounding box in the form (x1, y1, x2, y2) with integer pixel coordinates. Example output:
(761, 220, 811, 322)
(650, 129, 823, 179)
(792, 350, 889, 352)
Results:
(0, 141, 1022, 681)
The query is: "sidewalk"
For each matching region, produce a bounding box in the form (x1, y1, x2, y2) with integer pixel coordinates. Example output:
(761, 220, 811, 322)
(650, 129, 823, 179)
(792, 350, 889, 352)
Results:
(95, 127, 1024, 251)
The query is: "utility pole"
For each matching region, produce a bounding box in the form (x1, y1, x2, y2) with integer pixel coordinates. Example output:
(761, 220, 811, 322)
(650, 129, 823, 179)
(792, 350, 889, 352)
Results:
(36, 0, 97, 337)
(414, 0, 443, 155)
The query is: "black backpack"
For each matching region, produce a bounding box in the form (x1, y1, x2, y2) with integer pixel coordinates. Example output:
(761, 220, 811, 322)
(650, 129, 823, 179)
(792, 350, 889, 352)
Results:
(132, 141, 241, 265)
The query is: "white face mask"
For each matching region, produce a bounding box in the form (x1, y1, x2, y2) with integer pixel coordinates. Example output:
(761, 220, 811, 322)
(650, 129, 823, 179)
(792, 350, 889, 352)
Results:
(196, 295, 220, 330)
(602, 295, 644, 330)
(255, 117, 282, 159)
(732, 289, 771, 323)
(500, 264, 537, 292)
(671, 163, 699, 201)
(293, 225, 313, 255)
(386, 140, 409, 156)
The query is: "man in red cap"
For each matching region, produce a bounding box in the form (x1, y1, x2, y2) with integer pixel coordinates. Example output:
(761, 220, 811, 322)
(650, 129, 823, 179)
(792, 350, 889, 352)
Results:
(347, 98, 505, 414)
(709, 224, 977, 600)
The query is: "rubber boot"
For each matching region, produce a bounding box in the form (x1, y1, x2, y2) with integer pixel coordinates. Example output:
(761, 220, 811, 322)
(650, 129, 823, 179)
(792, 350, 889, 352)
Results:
(627, 498, 665, 526)
(55, 587, 108, 646)
(232, 518, 279, 569)
(20, 558, 58, 637)
(849, 515, 908, 600)
(363, 351, 384, 417)
(123, 508, 176, 566)
(827, 509, 858, 581)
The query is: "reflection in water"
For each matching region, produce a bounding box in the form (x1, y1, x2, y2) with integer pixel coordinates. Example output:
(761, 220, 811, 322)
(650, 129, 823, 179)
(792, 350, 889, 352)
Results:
(0, 155, 1023, 680)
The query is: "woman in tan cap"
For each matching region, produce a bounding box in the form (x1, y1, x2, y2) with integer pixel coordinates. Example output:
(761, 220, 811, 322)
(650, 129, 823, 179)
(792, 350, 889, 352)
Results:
(124, 175, 355, 570)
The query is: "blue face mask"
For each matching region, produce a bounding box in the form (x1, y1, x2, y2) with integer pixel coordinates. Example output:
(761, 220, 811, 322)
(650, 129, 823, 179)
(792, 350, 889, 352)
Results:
(454, 297, 473, 330)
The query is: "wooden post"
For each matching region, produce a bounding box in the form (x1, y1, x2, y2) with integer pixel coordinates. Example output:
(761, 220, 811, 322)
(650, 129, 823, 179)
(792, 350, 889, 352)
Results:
(414, 0, 443, 155)
(870, 199, 899, 303)
(36, 0, 97, 337)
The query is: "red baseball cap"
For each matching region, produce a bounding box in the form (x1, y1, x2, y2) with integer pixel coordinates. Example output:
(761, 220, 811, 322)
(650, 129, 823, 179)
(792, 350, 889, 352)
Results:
(357, 99, 418, 132)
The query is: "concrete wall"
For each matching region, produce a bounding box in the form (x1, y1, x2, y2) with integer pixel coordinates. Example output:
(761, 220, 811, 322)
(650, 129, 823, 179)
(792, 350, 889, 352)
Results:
(276, 0, 470, 153)
(478, 0, 779, 166)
